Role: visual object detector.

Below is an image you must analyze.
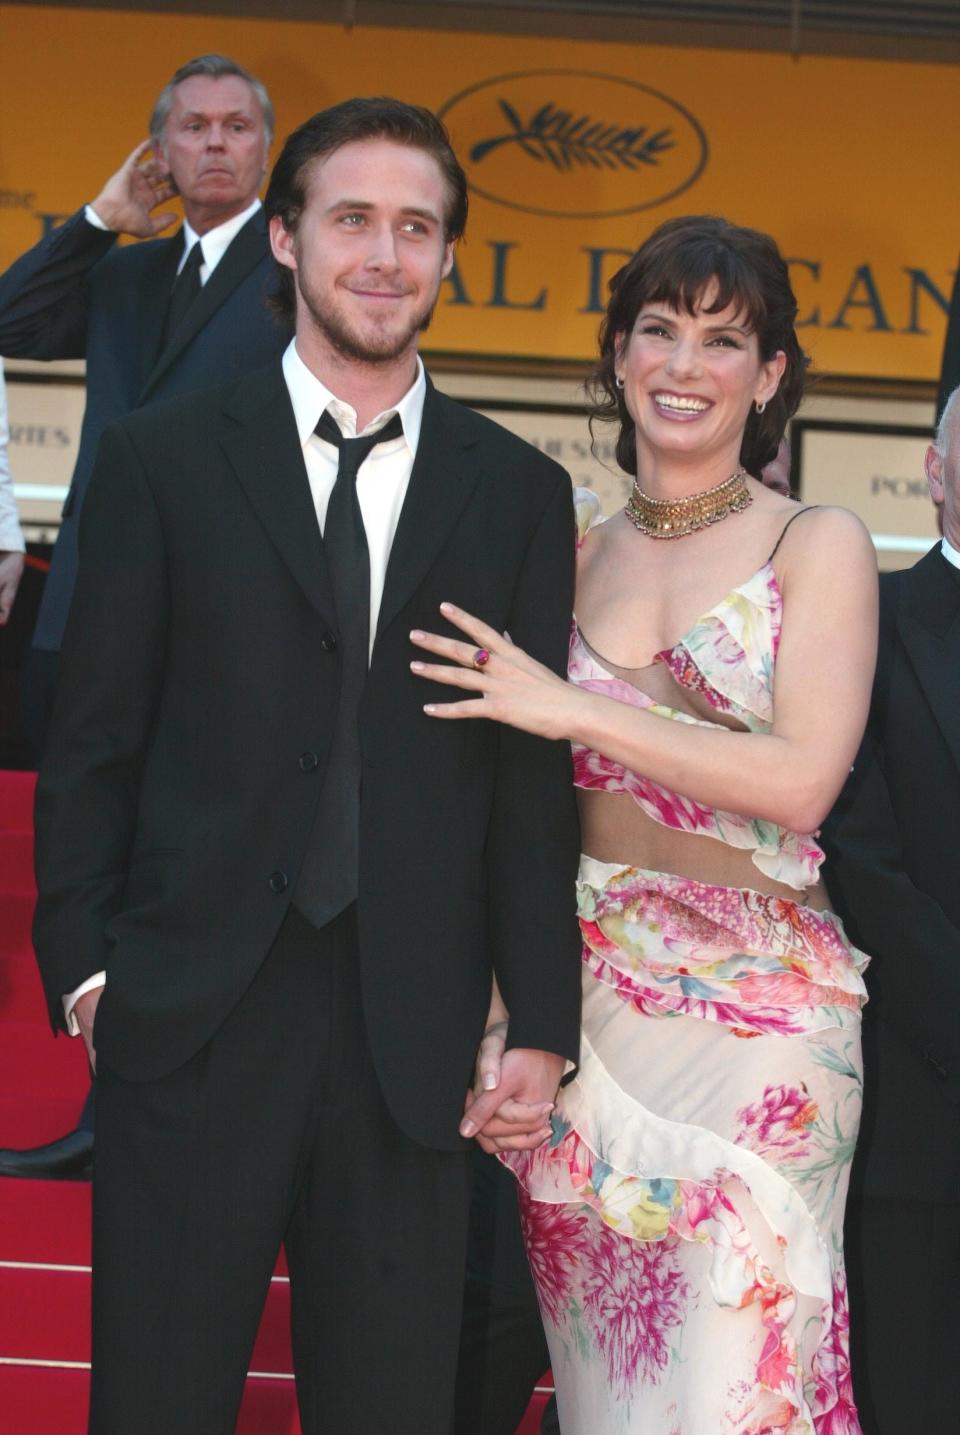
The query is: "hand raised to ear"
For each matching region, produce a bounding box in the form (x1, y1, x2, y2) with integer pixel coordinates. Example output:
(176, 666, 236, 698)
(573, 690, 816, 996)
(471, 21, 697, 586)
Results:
(89, 140, 178, 238)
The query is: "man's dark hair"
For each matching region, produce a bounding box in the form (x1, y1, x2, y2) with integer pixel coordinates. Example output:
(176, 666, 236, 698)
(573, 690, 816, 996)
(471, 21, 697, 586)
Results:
(588, 214, 808, 478)
(264, 97, 468, 322)
(150, 53, 274, 147)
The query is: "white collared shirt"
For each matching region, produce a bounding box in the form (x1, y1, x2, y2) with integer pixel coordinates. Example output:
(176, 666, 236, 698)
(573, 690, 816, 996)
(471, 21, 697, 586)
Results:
(84, 197, 261, 286)
(281, 338, 426, 660)
(64, 338, 427, 1033)
(941, 535, 960, 571)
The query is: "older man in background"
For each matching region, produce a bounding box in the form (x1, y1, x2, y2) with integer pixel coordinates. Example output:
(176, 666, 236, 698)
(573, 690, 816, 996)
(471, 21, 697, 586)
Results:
(0, 51, 290, 1181)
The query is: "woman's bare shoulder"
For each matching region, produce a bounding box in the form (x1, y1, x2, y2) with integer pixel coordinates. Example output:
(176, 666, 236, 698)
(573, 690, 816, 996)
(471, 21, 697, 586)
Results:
(773, 502, 874, 560)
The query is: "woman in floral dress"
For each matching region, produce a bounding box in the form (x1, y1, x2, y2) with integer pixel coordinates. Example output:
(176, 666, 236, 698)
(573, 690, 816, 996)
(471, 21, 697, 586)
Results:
(411, 216, 876, 1434)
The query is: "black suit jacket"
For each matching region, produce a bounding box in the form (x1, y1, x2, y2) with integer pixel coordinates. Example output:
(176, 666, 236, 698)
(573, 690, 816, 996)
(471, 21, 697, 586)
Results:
(32, 363, 582, 1150)
(0, 207, 290, 650)
(822, 547, 960, 1200)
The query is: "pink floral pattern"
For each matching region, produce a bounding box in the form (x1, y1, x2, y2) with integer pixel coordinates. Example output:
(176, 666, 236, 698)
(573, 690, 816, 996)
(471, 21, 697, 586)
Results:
(811, 1270, 861, 1435)
(507, 494, 866, 1432)
(582, 1227, 688, 1396)
(577, 865, 867, 1041)
(570, 493, 822, 892)
(515, 1187, 590, 1327)
(507, 860, 865, 1433)
(736, 1084, 819, 1162)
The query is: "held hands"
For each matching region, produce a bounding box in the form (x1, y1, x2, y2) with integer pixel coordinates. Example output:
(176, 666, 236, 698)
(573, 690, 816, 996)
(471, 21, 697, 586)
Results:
(72, 985, 104, 1073)
(89, 140, 178, 238)
(410, 602, 581, 742)
(461, 1040, 564, 1155)
(0, 552, 25, 624)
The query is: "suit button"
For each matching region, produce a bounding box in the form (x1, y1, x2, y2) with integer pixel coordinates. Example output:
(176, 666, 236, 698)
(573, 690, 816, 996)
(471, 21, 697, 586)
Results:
(320, 631, 338, 652)
(268, 871, 288, 894)
(298, 751, 319, 772)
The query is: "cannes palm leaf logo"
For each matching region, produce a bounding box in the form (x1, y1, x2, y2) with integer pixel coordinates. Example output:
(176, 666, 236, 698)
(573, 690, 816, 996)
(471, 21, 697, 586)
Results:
(470, 99, 676, 172)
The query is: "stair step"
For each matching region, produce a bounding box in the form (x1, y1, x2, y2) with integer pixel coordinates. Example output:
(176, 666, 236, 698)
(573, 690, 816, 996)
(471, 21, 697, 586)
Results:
(0, 769, 36, 831)
(0, 769, 549, 1433)
(0, 1266, 91, 1363)
(0, 1021, 91, 1102)
(518, 1393, 553, 1434)
(0, 830, 34, 892)
(0, 949, 50, 1024)
(0, 1362, 548, 1435)
(0, 1264, 294, 1369)
(0, 1095, 92, 1151)
(0, 891, 35, 953)
(250, 1280, 293, 1372)
(0, 1364, 303, 1434)
(0, 1364, 90, 1435)
(0, 1179, 91, 1266)
(237, 1377, 301, 1433)
(0, 1178, 288, 1274)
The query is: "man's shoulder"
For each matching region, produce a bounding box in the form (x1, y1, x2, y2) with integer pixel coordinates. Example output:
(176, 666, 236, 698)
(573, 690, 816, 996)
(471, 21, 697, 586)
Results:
(113, 361, 283, 447)
(880, 544, 956, 619)
(94, 229, 178, 278)
(426, 384, 569, 485)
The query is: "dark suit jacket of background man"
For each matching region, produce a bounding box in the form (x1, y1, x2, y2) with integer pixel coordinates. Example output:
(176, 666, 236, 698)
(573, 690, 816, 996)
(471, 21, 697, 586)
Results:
(821, 545, 960, 1431)
(0, 207, 289, 654)
(32, 360, 583, 1148)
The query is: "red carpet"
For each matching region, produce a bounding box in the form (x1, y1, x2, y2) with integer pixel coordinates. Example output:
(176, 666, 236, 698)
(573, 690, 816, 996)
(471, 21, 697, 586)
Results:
(0, 770, 551, 1432)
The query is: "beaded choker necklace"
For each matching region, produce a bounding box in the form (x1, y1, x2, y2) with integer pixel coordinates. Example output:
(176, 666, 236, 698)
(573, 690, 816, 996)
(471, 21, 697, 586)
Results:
(625, 468, 752, 539)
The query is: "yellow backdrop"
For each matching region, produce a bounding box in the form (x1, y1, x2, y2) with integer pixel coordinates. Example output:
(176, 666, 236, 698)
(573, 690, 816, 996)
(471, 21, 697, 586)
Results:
(0, 4, 957, 379)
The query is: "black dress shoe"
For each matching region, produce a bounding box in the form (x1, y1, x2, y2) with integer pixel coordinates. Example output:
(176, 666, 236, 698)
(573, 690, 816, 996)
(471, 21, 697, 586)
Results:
(0, 1126, 93, 1180)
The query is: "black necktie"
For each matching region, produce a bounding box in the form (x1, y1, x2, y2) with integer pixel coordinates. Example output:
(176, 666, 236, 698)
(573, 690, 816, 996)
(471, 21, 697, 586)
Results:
(292, 410, 404, 928)
(160, 240, 203, 350)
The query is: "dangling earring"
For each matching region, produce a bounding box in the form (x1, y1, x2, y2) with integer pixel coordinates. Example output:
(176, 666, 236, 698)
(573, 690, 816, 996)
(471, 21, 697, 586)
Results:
(615, 375, 625, 390)
(754, 399, 767, 415)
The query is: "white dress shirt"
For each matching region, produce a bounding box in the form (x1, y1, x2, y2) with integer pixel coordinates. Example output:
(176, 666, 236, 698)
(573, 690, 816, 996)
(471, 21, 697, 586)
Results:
(282, 338, 425, 659)
(63, 336, 426, 1033)
(84, 197, 262, 285)
(0, 359, 26, 553)
(941, 534, 960, 571)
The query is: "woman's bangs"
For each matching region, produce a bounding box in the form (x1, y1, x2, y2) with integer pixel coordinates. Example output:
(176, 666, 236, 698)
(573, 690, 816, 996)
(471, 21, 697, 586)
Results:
(644, 244, 767, 334)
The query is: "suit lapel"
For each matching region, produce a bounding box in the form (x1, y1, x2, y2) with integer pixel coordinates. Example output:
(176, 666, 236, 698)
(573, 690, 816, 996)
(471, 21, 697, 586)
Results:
(899, 546, 960, 772)
(219, 363, 336, 624)
(135, 234, 183, 395)
(376, 381, 482, 643)
(139, 210, 269, 402)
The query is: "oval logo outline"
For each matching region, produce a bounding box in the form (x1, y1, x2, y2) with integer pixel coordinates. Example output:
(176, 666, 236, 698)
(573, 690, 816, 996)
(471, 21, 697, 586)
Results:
(438, 68, 709, 220)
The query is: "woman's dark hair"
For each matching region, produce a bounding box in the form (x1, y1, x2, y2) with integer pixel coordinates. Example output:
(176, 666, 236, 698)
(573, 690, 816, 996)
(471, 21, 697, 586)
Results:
(264, 97, 468, 321)
(588, 215, 808, 478)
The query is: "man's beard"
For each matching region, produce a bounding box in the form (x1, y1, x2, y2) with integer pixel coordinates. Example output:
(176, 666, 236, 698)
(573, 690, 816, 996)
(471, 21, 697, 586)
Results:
(298, 276, 437, 365)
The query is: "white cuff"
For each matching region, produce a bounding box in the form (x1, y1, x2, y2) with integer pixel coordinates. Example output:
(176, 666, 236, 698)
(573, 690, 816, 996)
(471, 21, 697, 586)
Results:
(84, 204, 110, 232)
(63, 973, 106, 1035)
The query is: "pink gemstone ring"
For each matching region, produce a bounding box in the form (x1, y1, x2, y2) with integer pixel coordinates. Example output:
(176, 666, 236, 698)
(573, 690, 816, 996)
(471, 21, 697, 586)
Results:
(472, 647, 491, 670)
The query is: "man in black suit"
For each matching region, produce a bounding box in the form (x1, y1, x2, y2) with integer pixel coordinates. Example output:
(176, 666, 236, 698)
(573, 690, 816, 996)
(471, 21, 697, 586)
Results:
(821, 385, 960, 1433)
(0, 51, 288, 747)
(32, 99, 581, 1434)
(0, 52, 289, 1180)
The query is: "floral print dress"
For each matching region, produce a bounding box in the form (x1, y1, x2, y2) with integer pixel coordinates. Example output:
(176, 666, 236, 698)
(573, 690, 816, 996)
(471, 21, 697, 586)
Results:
(503, 492, 866, 1435)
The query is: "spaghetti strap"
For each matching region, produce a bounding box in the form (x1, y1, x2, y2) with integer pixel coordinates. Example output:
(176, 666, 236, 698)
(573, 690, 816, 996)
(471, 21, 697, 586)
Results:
(767, 505, 819, 562)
